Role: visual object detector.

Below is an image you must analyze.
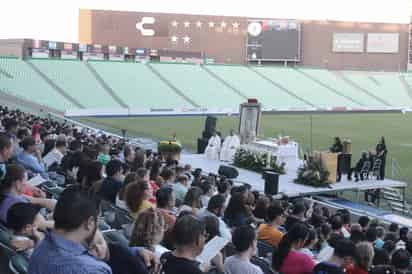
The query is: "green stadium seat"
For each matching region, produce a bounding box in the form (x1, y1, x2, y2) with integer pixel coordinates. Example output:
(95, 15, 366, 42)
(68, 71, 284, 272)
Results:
(150, 63, 244, 108)
(254, 66, 359, 108)
(0, 57, 75, 111)
(90, 61, 190, 108)
(345, 72, 412, 107)
(300, 68, 386, 107)
(30, 59, 121, 108)
(205, 64, 309, 109)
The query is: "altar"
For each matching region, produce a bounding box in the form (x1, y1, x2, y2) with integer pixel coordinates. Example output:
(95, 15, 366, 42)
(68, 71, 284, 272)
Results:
(243, 139, 300, 171)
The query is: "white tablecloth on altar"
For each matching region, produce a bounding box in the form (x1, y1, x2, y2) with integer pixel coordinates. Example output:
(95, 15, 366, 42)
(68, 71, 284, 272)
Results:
(245, 140, 300, 171)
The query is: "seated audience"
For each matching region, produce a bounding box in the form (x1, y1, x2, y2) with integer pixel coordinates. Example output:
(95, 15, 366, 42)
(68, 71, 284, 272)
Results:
(198, 194, 231, 241)
(7, 202, 45, 258)
(43, 139, 66, 168)
(160, 214, 206, 274)
(224, 192, 251, 228)
(313, 238, 355, 274)
(224, 225, 263, 274)
(253, 195, 270, 220)
(97, 143, 111, 166)
(391, 249, 411, 274)
(299, 227, 317, 259)
(347, 242, 375, 274)
(82, 160, 104, 192)
(273, 223, 315, 274)
(129, 208, 165, 253)
(156, 187, 176, 232)
(28, 186, 111, 274)
(284, 201, 306, 231)
(125, 180, 154, 219)
(178, 186, 203, 215)
(116, 172, 138, 209)
(0, 133, 14, 180)
(258, 204, 285, 247)
(99, 159, 124, 203)
(17, 137, 48, 178)
(358, 216, 370, 232)
(0, 164, 55, 226)
(199, 181, 215, 209)
(173, 175, 189, 204)
(160, 168, 175, 189)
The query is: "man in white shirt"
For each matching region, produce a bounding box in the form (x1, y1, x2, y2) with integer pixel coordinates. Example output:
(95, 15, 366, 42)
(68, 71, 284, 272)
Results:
(43, 139, 67, 168)
(220, 130, 240, 162)
(204, 132, 221, 161)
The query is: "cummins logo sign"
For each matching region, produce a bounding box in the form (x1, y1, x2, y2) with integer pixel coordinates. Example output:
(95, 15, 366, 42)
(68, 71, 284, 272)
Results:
(136, 17, 155, 36)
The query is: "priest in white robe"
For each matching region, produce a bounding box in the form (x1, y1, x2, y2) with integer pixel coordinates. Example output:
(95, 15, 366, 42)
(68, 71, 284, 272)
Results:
(204, 132, 221, 160)
(220, 130, 240, 162)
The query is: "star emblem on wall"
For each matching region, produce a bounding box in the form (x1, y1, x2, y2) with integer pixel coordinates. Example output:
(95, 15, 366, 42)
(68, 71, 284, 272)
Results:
(221, 21, 227, 28)
(196, 21, 202, 28)
(171, 36, 178, 43)
(232, 22, 240, 29)
(171, 20, 178, 27)
(208, 22, 215, 28)
(183, 36, 191, 44)
(184, 21, 190, 28)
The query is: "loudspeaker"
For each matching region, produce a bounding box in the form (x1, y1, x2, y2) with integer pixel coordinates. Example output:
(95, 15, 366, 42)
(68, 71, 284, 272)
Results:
(218, 165, 239, 179)
(205, 116, 217, 134)
(262, 171, 279, 195)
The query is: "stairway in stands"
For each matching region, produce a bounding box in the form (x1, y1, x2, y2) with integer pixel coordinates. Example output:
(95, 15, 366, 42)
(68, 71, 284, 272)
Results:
(382, 187, 412, 215)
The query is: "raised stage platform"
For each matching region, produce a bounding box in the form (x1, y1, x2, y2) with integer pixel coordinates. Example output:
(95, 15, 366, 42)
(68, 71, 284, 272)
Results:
(180, 154, 407, 197)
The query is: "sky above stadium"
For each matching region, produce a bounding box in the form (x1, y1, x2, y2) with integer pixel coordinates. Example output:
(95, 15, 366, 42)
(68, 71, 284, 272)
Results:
(1, 0, 410, 42)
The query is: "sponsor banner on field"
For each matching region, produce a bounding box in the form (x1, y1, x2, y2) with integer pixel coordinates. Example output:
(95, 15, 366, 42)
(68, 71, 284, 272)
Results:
(61, 50, 78, 60)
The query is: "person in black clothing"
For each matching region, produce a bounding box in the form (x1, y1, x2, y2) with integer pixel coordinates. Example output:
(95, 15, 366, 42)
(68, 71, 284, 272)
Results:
(160, 214, 207, 274)
(98, 159, 123, 203)
(313, 238, 355, 274)
(375, 136, 387, 180)
(284, 201, 306, 231)
(330, 137, 344, 182)
(348, 152, 371, 182)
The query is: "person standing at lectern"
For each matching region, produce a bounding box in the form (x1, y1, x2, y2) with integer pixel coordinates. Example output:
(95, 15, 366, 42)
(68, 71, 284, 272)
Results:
(375, 137, 387, 180)
(204, 131, 221, 160)
(220, 130, 240, 162)
(329, 137, 343, 182)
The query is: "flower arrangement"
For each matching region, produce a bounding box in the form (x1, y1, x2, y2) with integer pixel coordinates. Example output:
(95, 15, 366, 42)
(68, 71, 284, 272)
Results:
(158, 140, 182, 154)
(294, 154, 330, 187)
(233, 148, 286, 174)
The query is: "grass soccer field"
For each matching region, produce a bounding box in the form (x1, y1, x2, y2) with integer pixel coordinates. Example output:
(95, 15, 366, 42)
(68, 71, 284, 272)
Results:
(79, 112, 412, 197)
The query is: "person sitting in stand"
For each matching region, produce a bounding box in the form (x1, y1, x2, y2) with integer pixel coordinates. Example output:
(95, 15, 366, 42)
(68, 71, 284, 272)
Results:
(125, 180, 154, 220)
(258, 204, 285, 247)
(204, 131, 221, 161)
(313, 238, 355, 274)
(7, 202, 46, 258)
(224, 225, 263, 274)
(348, 152, 371, 182)
(98, 159, 124, 204)
(17, 136, 48, 179)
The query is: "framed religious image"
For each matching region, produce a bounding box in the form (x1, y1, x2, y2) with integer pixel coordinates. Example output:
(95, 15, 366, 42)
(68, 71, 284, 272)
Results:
(239, 101, 262, 144)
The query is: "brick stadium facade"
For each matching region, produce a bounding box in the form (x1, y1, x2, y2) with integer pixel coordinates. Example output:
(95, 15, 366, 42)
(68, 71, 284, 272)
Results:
(79, 9, 409, 71)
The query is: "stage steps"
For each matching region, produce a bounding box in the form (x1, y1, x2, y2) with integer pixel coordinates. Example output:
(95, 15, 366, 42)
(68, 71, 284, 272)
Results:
(382, 187, 411, 215)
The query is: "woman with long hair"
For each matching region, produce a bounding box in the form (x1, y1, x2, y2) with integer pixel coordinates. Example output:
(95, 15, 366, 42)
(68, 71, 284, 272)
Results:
(178, 186, 203, 215)
(125, 180, 154, 220)
(224, 192, 251, 228)
(116, 172, 138, 209)
(129, 208, 165, 252)
(273, 222, 315, 274)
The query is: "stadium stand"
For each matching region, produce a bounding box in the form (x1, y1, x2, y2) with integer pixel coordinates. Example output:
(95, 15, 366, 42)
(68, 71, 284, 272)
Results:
(0, 58, 76, 111)
(344, 72, 412, 107)
(254, 66, 361, 108)
(150, 62, 245, 108)
(205, 64, 310, 109)
(29, 59, 121, 109)
(89, 61, 192, 108)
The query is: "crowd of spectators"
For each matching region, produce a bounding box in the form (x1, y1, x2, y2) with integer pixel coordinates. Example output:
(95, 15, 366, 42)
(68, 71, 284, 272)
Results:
(0, 105, 411, 274)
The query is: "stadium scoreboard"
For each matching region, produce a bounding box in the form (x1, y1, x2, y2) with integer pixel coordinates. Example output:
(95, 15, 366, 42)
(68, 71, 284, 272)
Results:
(246, 20, 301, 62)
